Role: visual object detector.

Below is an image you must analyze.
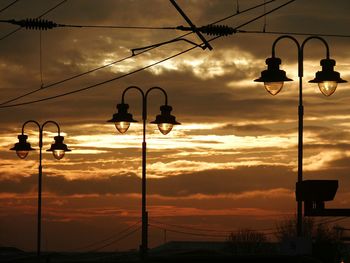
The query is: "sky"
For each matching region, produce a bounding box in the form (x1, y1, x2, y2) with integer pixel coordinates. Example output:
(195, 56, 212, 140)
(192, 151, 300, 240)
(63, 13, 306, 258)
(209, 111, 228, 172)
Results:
(1, 0, 350, 252)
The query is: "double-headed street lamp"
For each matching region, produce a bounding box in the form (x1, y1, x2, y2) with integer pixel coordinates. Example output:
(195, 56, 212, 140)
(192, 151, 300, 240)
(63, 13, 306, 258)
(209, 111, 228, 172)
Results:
(255, 35, 347, 238)
(108, 86, 180, 257)
(10, 120, 71, 257)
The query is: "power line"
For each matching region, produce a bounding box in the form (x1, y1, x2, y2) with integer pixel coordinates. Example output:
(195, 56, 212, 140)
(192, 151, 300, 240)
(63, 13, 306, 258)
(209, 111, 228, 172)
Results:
(89, 226, 141, 252)
(70, 221, 141, 252)
(318, 216, 349, 225)
(0, 0, 20, 14)
(150, 218, 275, 233)
(151, 219, 232, 233)
(0, 0, 278, 106)
(0, 18, 178, 30)
(234, 0, 296, 30)
(0, 44, 198, 108)
(0, 0, 67, 41)
(0, 0, 278, 31)
(237, 29, 350, 38)
(0, 0, 296, 108)
(150, 224, 228, 238)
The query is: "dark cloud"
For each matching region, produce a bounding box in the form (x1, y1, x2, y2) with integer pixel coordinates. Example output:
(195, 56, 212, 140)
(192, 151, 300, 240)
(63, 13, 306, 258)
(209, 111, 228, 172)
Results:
(0, 165, 296, 196)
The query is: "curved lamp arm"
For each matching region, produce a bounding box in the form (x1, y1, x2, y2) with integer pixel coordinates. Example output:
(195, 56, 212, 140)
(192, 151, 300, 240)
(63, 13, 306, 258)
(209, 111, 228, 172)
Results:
(22, 120, 40, 134)
(271, 35, 302, 77)
(145, 87, 168, 105)
(145, 87, 168, 122)
(42, 120, 61, 135)
(301, 36, 330, 59)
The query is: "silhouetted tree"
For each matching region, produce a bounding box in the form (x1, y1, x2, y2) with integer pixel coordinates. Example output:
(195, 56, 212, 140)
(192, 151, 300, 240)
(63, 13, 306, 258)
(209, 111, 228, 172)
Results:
(275, 216, 314, 241)
(227, 228, 269, 254)
(275, 216, 347, 263)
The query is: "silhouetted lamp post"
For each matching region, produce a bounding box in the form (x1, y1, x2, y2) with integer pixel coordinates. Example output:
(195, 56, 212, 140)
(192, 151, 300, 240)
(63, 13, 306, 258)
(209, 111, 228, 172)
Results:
(108, 86, 180, 257)
(10, 120, 71, 257)
(255, 35, 347, 238)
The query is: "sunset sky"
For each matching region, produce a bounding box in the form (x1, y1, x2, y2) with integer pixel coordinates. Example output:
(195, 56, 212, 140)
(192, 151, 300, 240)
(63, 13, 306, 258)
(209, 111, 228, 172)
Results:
(1, 0, 350, 252)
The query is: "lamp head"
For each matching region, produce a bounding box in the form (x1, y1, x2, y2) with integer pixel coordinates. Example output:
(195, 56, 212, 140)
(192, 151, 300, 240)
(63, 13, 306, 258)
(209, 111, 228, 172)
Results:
(150, 105, 180, 135)
(47, 135, 71, 160)
(309, 58, 347, 96)
(10, 134, 35, 159)
(107, 103, 137, 134)
(254, 57, 293, 95)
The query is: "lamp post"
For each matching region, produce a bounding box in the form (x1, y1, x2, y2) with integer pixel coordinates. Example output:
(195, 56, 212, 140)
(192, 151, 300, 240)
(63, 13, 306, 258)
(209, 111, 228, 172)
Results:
(255, 35, 347, 238)
(108, 86, 180, 258)
(10, 120, 71, 257)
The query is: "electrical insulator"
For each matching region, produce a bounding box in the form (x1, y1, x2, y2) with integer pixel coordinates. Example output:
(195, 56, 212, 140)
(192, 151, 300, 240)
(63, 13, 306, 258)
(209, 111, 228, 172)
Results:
(199, 25, 236, 36)
(10, 18, 58, 30)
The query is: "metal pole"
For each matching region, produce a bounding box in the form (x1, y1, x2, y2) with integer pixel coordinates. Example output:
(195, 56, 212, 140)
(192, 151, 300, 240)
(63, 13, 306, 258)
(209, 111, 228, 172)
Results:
(272, 36, 304, 238)
(37, 129, 43, 257)
(141, 100, 148, 258)
(297, 75, 303, 237)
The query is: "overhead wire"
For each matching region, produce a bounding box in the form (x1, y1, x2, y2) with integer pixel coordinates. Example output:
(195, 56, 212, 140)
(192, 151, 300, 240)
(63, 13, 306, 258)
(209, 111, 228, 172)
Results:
(0, 0, 67, 41)
(150, 223, 228, 238)
(0, 0, 296, 108)
(0, 0, 277, 31)
(69, 220, 141, 252)
(317, 216, 349, 225)
(150, 218, 275, 233)
(89, 225, 141, 252)
(237, 29, 350, 38)
(0, 0, 280, 107)
(0, 0, 20, 14)
(59, 24, 177, 30)
(39, 30, 44, 87)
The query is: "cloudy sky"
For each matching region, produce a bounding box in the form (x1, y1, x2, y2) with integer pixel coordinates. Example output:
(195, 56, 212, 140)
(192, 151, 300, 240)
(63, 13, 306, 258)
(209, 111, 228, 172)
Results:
(1, 0, 350, 252)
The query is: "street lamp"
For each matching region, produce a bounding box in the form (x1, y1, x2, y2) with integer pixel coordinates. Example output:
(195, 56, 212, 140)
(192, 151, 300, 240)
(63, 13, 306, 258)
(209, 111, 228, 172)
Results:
(10, 120, 71, 257)
(108, 86, 180, 258)
(255, 35, 347, 238)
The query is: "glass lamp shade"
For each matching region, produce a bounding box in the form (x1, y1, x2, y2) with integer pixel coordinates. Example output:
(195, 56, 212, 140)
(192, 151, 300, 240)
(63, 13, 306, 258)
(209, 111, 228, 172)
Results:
(254, 57, 292, 96)
(115, 121, 130, 134)
(150, 105, 180, 135)
(309, 58, 347, 96)
(53, 149, 65, 160)
(157, 123, 173, 135)
(47, 135, 71, 160)
(264, 82, 284, 96)
(16, 150, 29, 159)
(318, 81, 338, 96)
(107, 103, 137, 134)
(10, 134, 34, 159)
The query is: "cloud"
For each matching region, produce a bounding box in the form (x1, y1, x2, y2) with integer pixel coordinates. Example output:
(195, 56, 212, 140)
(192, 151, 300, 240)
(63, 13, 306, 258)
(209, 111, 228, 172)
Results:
(0, 165, 297, 196)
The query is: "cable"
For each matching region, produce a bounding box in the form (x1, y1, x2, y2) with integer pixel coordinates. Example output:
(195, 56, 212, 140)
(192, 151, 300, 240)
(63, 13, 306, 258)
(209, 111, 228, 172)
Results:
(0, 0, 277, 32)
(37, 0, 67, 18)
(0, 18, 179, 30)
(70, 221, 141, 252)
(0, 0, 280, 106)
(0, 0, 278, 106)
(39, 30, 44, 87)
(0, 0, 67, 41)
(318, 217, 349, 225)
(151, 218, 275, 233)
(210, 0, 277, 25)
(151, 219, 232, 233)
(0, 45, 199, 108)
(263, 0, 267, 32)
(234, 0, 296, 30)
(61, 24, 177, 30)
(0, 0, 20, 14)
(150, 224, 228, 238)
(89, 226, 141, 252)
(237, 29, 350, 38)
(0, 0, 295, 108)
